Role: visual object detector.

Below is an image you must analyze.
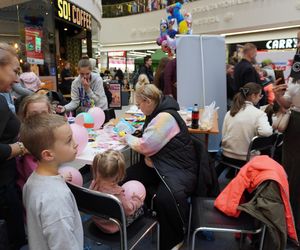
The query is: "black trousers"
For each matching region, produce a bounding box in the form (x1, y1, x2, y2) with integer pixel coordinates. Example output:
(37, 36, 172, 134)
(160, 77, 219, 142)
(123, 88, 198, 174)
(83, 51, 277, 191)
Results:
(124, 162, 184, 250)
(0, 182, 26, 250)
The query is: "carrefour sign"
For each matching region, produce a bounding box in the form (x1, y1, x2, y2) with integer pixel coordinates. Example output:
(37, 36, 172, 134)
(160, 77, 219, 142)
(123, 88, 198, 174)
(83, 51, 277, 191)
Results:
(266, 38, 297, 50)
(56, 0, 92, 30)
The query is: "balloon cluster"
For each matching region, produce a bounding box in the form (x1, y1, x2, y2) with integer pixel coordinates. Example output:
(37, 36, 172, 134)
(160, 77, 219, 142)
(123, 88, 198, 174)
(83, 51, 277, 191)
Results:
(156, 2, 192, 56)
(70, 107, 106, 156)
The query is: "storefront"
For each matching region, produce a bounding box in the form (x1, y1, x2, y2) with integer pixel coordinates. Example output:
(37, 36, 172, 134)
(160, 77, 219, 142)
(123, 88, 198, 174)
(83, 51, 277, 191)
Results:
(227, 33, 298, 78)
(54, 0, 92, 73)
(0, 0, 101, 90)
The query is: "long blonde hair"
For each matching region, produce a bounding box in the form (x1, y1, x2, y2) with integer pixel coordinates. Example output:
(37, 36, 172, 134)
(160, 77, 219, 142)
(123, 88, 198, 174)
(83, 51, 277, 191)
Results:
(92, 150, 126, 183)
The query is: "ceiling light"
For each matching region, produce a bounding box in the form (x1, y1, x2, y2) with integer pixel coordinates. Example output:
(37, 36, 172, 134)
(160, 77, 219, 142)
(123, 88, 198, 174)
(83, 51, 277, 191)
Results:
(64, 28, 68, 31)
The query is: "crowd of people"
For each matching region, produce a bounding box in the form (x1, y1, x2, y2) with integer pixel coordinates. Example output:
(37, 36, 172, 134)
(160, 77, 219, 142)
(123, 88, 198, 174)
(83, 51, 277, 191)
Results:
(1, 29, 300, 250)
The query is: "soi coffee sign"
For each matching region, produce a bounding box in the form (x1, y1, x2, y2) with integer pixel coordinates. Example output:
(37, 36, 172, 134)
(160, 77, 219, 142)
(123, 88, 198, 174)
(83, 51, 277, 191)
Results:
(266, 38, 297, 50)
(56, 0, 92, 30)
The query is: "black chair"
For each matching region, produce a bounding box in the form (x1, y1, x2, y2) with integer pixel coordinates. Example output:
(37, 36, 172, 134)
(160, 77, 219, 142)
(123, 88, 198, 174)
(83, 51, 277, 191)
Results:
(67, 183, 160, 250)
(189, 197, 266, 250)
(219, 133, 278, 171)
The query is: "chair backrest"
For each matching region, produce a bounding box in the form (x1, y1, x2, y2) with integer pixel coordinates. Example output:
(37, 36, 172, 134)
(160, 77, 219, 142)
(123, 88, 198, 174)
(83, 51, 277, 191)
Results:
(246, 133, 278, 161)
(67, 183, 127, 231)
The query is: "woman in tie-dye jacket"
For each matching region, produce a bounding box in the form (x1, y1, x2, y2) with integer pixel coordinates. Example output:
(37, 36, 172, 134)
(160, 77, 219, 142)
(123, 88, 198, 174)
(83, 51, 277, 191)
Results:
(123, 83, 198, 250)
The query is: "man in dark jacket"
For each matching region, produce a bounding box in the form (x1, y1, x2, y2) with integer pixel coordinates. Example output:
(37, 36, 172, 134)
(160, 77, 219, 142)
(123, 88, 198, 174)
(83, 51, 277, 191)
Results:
(234, 43, 261, 92)
(139, 55, 154, 83)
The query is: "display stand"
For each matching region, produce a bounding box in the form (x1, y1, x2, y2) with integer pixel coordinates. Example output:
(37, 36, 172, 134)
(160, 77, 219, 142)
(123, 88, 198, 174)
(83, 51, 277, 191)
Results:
(109, 80, 122, 109)
(176, 35, 227, 151)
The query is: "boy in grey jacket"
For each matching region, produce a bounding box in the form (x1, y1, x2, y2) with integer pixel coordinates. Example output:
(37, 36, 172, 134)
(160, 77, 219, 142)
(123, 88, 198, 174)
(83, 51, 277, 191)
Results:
(63, 59, 108, 112)
(20, 114, 83, 250)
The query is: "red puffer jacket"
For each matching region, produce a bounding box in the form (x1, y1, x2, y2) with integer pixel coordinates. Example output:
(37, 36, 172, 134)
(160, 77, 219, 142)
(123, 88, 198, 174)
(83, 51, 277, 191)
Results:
(214, 155, 298, 242)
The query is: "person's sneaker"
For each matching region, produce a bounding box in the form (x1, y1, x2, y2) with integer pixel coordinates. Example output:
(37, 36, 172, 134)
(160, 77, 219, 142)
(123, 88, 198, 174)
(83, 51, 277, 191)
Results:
(171, 240, 184, 250)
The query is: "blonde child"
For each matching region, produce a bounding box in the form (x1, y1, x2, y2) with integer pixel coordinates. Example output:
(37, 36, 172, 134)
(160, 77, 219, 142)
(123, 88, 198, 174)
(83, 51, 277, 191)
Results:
(89, 150, 145, 233)
(17, 94, 71, 190)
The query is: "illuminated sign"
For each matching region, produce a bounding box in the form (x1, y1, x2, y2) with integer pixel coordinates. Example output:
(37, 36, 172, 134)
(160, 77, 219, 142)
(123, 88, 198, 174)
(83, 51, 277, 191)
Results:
(266, 38, 297, 50)
(108, 51, 126, 57)
(56, 0, 92, 30)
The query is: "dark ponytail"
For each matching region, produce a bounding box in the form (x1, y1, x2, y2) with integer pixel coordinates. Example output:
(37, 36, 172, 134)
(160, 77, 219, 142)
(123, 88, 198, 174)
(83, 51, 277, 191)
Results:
(230, 82, 262, 117)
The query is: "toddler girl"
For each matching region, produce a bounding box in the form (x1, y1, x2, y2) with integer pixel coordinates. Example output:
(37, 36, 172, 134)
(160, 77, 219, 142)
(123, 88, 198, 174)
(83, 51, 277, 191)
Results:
(90, 150, 145, 233)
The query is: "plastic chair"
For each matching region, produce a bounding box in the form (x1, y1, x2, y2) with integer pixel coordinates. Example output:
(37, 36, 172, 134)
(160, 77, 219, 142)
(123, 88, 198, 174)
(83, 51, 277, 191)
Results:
(67, 183, 160, 250)
(219, 133, 278, 171)
(189, 197, 266, 250)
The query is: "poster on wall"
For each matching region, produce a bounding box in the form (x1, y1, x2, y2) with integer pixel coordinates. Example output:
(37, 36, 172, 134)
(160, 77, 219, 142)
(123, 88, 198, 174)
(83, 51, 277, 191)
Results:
(25, 26, 44, 65)
(109, 80, 122, 109)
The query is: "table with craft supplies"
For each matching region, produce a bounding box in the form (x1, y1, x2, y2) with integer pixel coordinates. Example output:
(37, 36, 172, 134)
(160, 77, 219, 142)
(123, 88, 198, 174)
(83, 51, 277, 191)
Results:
(68, 127, 130, 169)
(69, 107, 219, 169)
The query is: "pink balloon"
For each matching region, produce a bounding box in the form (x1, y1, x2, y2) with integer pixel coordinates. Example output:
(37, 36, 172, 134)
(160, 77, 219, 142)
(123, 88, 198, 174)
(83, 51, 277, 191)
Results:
(122, 180, 146, 201)
(70, 123, 88, 155)
(88, 107, 105, 130)
(58, 166, 83, 186)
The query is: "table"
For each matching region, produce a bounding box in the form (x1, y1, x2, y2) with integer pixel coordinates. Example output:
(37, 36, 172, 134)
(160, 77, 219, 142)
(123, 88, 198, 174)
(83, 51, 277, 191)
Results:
(69, 109, 219, 169)
(68, 128, 129, 169)
(188, 110, 219, 148)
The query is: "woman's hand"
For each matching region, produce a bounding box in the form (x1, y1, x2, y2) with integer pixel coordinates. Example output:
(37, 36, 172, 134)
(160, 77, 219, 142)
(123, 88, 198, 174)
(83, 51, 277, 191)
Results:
(9, 142, 29, 159)
(273, 78, 291, 109)
(55, 105, 66, 114)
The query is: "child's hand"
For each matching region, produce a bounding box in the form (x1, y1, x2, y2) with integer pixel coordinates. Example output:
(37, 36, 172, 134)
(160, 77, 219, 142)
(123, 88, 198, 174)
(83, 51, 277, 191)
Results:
(62, 172, 72, 182)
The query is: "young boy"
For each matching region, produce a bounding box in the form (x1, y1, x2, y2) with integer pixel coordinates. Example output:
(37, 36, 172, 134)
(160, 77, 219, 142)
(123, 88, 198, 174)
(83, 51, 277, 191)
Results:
(20, 113, 83, 250)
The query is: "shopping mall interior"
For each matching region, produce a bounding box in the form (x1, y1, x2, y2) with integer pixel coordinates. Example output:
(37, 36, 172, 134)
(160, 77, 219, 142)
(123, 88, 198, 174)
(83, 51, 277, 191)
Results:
(1, 0, 300, 249)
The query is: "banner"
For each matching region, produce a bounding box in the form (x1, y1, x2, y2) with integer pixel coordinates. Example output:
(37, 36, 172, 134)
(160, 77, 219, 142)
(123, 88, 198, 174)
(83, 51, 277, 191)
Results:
(25, 27, 44, 65)
(109, 80, 122, 109)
